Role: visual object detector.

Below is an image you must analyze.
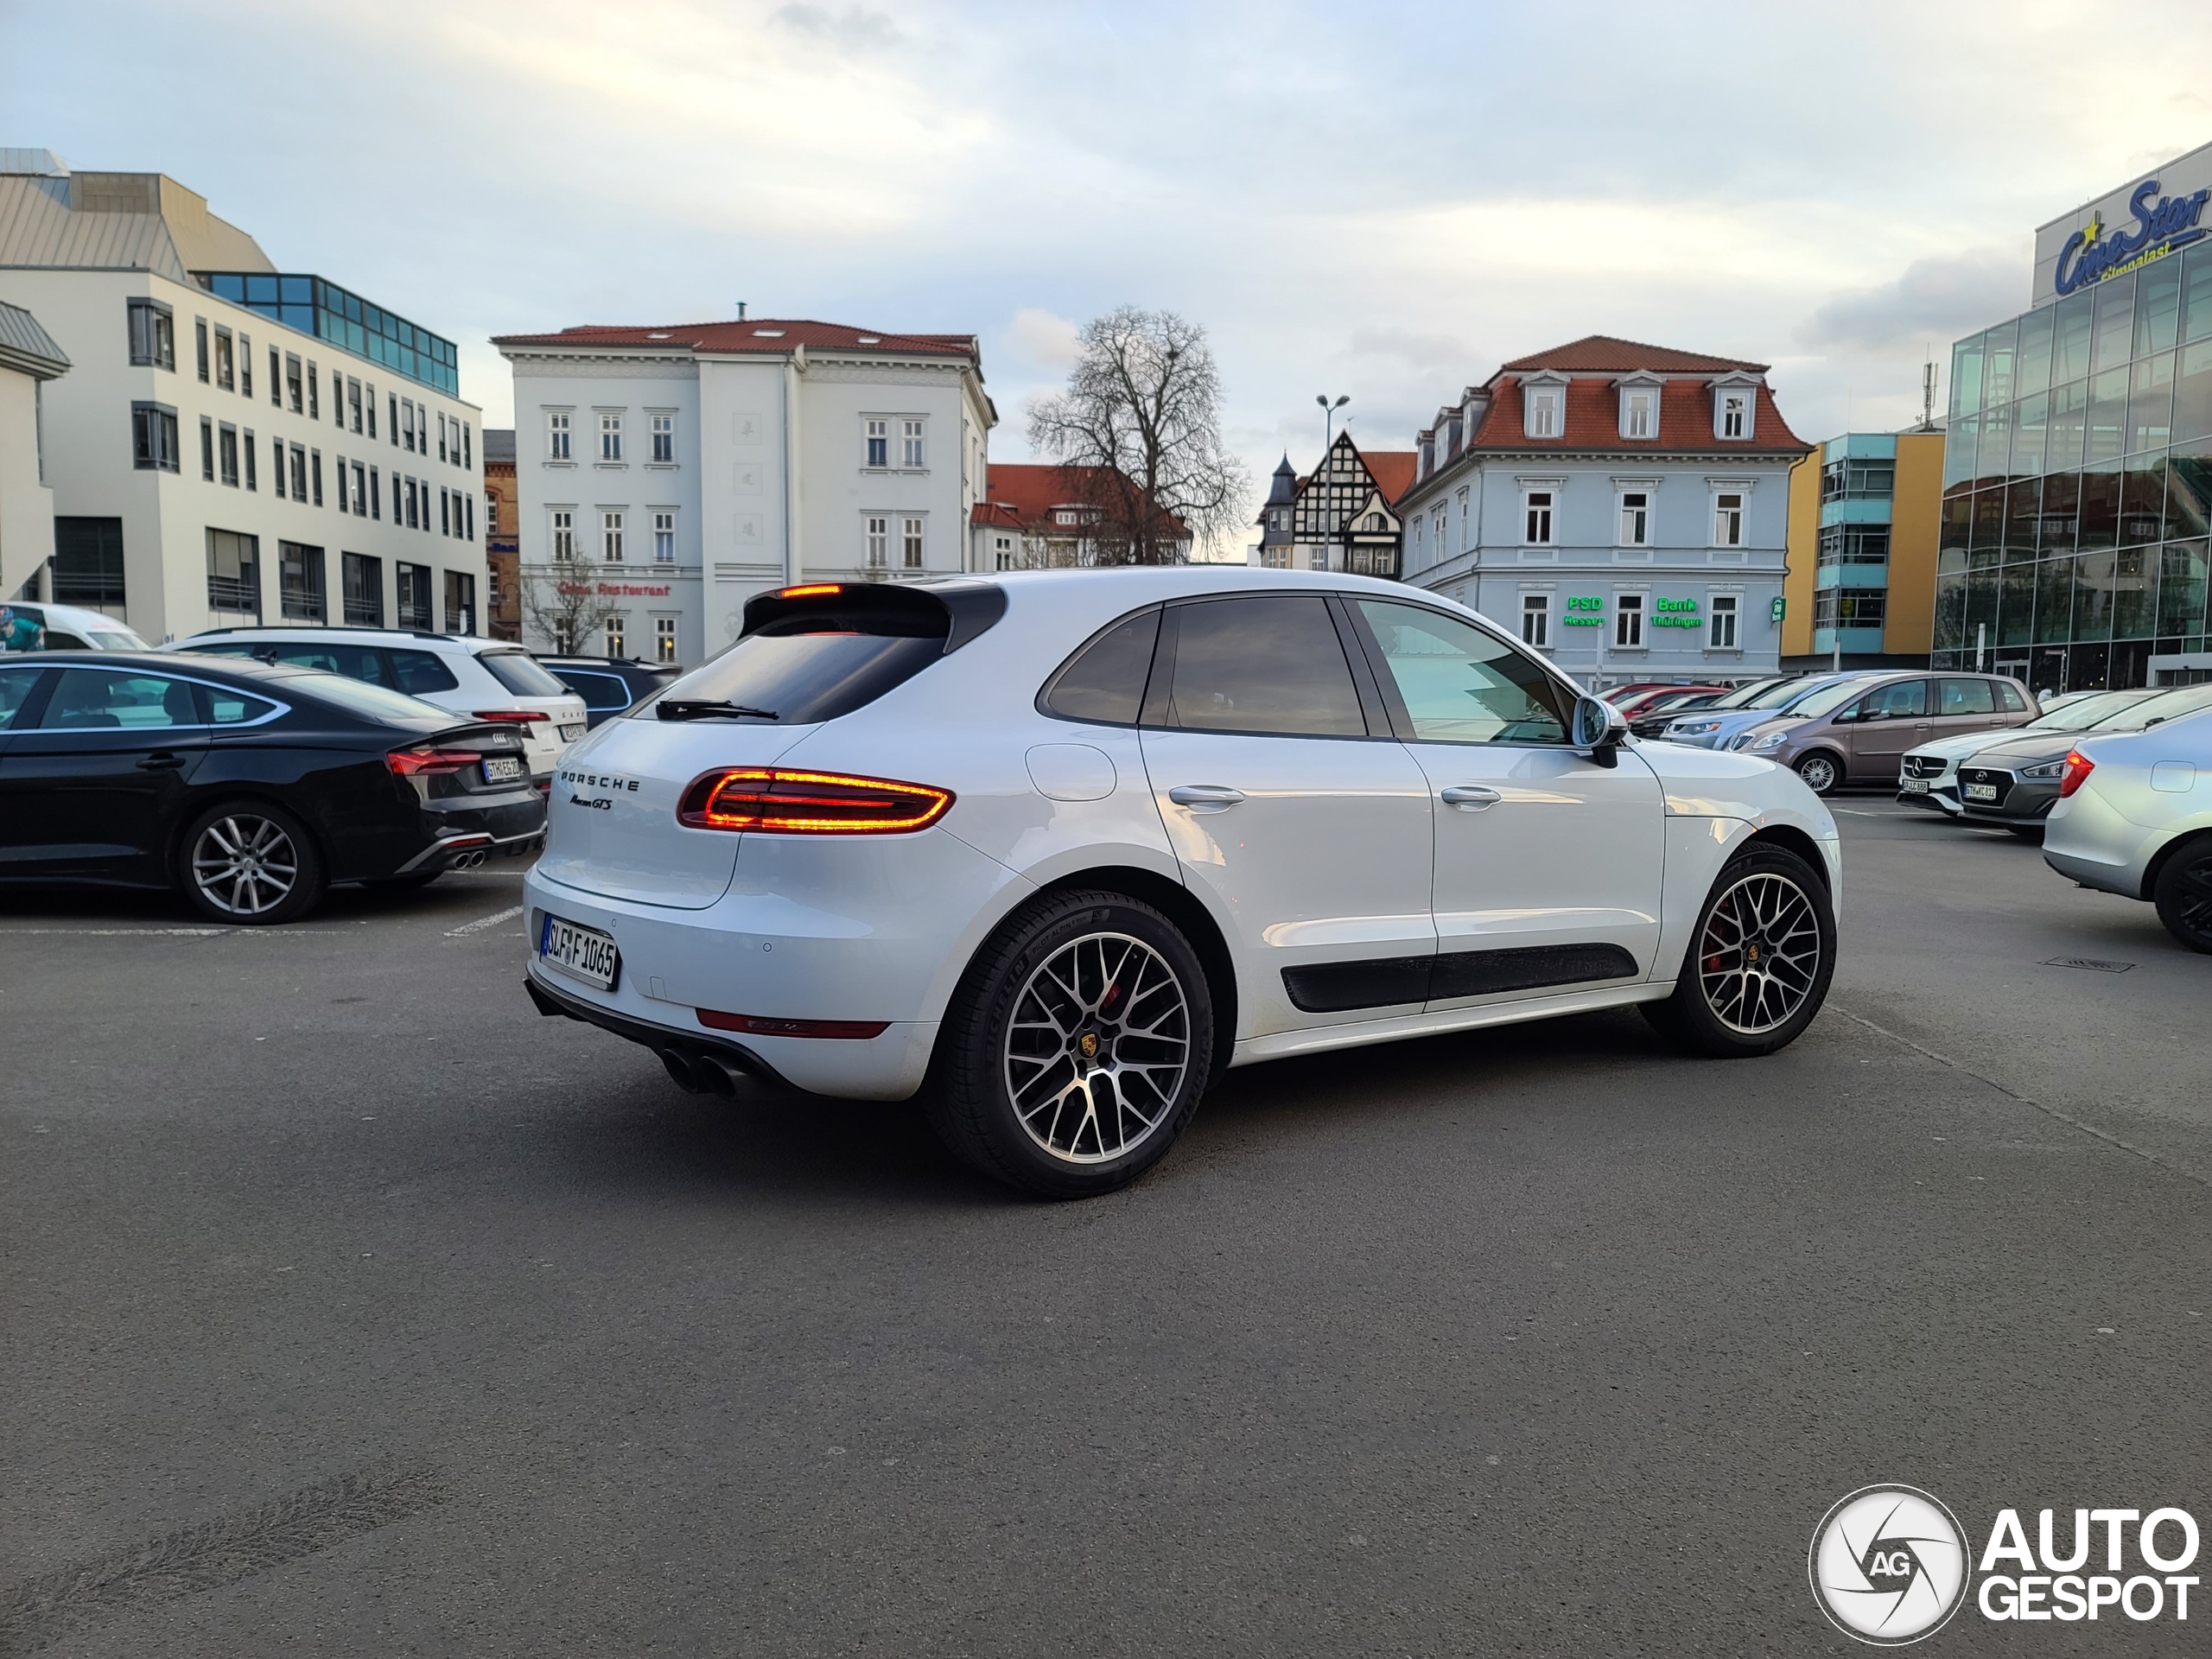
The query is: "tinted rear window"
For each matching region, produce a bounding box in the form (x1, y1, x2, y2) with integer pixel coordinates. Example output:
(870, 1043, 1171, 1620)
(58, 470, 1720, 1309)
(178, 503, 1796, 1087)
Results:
(1162, 596, 1366, 737)
(479, 651, 569, 696)
(646, 589, 972, 724)
(390, 649, 461, 694)
(554, 669, 634, 711)
(1041, 608, 1160, 725)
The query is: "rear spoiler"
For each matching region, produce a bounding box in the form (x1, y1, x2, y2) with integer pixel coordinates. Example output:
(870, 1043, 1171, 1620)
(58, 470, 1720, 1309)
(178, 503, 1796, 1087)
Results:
(740, 580, 1007, 654)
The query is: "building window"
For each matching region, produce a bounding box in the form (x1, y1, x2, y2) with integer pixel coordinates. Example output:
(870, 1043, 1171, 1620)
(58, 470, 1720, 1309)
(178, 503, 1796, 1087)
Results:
(652, 510, 675, 562)
(1526, 387, 1560, 439)
(1522, 594, 1550, 648)
(278, 541, 327, 621)
(311, 449, 323, 507)
(902, 419, 925, 467)
(1715, 389, 1753, 441)
(342, 552, 384, 627)
(402, 476, 416, 529)
(200, 416, 214, 480)
(352, 461, 367, 516)
(243, 428, 257, 491)
(368, 467, 379, 519)
(289, 443, 308, 503)
(1821, 456, 1894, 500)
(1615, 594, 1644, 648)
(1814, 589, 1887, 630)
(902, 516, 924, 569)
(461, 422, 471, 470)
(605, 617, 625, 658)
(127, 298, 175, 369)
(1708, 594, 1739, 649)
(1816, 524, 1891, 567)
(239, 335, 252, 398)
(285, 353, 303, 415)
(445, 570, 476, 634)
(206, 527, 257, 614)
(602, 509, 624, 562)
(131, 402, 179, 472)
(195, 318, 209, 382)
(1713, 491, 1745, 547)
(348, 378, 363, 434)
(486, 492, 499, 536)
(1618, 490, 1649, 546)
(440, 487, 450, 537)
(865, 418, 888, 468)
(865, 515, 887, 567)
(307, 363, 319, 420)
(397, 562, 433, 629)
(48, 518, 124, 606)
(599, 412, 622, 462)
(401, 398, 416, 453)
(437, 412, 448, 463)
(213, 327, 234, 391)
(385, 391, 397, 442)
(995, 534, 1014, 570)
(1524, 489, 1554, 544)
(651, 414, 674, 463)
(219, 423, 239, 487)
(655, 617, 677, 663)
(271, 346, 283, 407)
(1622, 387, 1656, 440)
(465, 493, 474, 541)
(551, 509, 575, 559)
(548, 410, 571, 461)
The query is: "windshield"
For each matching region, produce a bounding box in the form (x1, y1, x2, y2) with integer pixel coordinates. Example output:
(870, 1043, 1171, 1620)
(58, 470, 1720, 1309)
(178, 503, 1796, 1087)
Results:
(1789, 677, 1883, 720)
(1751, 677, 1834, 709)
(90, 627, 151, 650)
(2104, 683, 2212, 729)
(2026, 689, 2155, 731)
(283, 671, 454, 725)
(1707, 678, 1783, 710)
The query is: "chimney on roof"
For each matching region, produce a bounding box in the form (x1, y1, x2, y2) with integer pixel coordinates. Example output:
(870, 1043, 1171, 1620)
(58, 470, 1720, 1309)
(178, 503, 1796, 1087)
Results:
(736, 301, 747, 321)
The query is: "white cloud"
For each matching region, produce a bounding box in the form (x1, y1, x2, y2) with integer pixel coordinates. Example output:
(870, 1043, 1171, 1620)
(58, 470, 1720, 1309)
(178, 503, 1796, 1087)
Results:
(1005, 308, 1082, 371)
(1797, 248, 2026, 355)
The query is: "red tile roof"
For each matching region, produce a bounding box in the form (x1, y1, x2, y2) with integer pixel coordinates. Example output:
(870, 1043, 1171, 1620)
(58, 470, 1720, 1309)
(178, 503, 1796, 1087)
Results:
(970, 463, 1192, 537)
(1499, 334, 1769, 375)
(1468, 376, 1807, 455)
(1362, 450, 1419, 505)
(491, 318, 977, 357)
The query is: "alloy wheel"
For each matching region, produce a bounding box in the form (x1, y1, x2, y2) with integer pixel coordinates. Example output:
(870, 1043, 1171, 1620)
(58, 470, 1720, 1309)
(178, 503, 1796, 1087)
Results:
(2168, 850, 2212, 944)
(1797, 754, 1838, 794)
(1002, 931, 1192, 1164)
(190, 815, 300, 918)
(1695, 871, 1823, 1035)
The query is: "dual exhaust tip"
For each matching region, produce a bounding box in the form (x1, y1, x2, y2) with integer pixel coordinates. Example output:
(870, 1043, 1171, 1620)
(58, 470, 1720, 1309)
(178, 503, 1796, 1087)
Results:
(659, 1043, 760, 1098)
(448, 849, 487, 871)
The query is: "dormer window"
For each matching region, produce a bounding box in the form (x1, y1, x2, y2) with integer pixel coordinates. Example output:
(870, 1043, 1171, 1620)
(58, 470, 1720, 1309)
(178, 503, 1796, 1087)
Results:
(1526, 386, 1561, 439)
(1710, 376, 1759, 442)
(1613, 371, 1665, 442)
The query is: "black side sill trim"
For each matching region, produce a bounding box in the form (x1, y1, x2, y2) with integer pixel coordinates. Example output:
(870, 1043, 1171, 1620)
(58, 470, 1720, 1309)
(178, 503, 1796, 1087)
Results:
(1281, 943, 1640, 1014)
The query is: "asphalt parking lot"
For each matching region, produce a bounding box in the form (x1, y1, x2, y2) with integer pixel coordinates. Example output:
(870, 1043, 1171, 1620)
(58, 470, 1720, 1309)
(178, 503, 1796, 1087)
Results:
(3, 804, 2208, 1656)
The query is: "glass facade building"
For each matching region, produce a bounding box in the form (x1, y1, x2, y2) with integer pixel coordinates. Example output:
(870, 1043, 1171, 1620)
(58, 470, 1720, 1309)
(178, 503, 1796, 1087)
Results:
(194, 272, 460, 396)
(1935, 241, 2212, 693)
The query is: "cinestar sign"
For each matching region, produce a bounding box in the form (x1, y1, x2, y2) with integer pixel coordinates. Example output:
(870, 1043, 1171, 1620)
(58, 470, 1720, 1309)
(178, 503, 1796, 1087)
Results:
(2054, 179, 2211, 296)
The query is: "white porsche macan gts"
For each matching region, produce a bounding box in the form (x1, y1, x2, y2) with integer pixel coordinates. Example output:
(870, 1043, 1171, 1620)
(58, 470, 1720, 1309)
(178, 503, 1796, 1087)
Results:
(523, 570, 1842, 1197)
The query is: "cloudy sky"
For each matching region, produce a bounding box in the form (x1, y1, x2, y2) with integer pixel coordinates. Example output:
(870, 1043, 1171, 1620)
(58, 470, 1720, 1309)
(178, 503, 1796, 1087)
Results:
(10, 0, 2212, 526)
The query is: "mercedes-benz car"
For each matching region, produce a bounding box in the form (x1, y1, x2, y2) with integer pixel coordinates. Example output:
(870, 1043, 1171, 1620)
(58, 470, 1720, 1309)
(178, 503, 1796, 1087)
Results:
(522, 571, 1841, 1198)
(1958, 683, 2212, 834)
(2043, 706, 2212, 953)
(1898, 688, 2153, 815)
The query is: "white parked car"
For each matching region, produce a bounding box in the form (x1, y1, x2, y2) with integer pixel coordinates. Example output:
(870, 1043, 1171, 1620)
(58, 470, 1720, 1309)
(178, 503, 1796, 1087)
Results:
(0, 600, 150, 652)
(523, 571, 1842, 1197)
(170, 627, 588, 782)
(2043, 704, 2212, 953)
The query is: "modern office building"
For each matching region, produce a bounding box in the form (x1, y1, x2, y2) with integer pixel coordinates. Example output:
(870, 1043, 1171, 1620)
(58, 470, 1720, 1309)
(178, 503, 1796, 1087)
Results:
(1936, 138, 2212, 691)
(0, 150, 487, 641)
(492, 317, 992, 665)
(1781, 429, 1943, 671)
(1395, 336, 1808, 687)
(0, 300, 68, 601)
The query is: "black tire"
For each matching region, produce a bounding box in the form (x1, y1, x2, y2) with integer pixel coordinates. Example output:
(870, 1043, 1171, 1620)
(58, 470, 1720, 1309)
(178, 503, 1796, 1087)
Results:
(925, 890, 1214, 1198)
(364, 871, 442, 891)
(2152, 836, 2212, 956)
(178, 800, 327, 925)
(1794, 751, 1844, 797)
(1642, 845, 1836, 1058)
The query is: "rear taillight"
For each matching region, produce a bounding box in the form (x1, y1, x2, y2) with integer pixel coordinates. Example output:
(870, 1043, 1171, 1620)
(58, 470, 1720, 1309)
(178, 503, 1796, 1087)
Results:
(473, 709, 551, 725)
(677, 767, 953, 834)
(2057, 751, 2094, 798)
(387, 746, 483, 777)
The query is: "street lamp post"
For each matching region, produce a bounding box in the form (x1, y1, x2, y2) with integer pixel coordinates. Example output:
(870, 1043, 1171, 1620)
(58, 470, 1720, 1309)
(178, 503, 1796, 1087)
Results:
(1316, 393, 1348, 449)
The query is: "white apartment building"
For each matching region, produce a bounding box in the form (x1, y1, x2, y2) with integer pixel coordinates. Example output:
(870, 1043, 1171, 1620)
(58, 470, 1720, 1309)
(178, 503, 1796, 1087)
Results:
(0, 150, 487, 641)
(492, 317, 993, 664)
(0, 300, 68, 600)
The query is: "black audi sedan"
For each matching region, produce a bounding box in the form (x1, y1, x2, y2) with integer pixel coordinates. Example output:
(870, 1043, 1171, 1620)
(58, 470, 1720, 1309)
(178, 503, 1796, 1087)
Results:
(0, 651, 545, 924)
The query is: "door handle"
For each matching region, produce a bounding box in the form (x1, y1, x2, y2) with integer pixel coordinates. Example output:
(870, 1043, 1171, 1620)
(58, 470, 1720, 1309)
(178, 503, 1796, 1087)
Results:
(1440, 785, 1502, 810)
(137, 752, 187, 772)
(1167, 784, 1245, 812)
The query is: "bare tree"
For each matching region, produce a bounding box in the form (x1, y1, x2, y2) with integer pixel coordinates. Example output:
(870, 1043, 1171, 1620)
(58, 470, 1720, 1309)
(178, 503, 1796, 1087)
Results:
(1027, 308, 1249, 565)
(521, 551, 626, 657)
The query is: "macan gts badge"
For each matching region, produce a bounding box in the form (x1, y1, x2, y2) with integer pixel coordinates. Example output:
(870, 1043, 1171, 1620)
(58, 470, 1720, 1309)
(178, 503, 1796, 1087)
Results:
(523, 570, 1843, 1198)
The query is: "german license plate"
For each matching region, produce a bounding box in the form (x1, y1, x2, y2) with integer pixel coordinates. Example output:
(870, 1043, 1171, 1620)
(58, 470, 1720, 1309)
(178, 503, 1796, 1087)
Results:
(560, 722, 586, 741)
(482, 754, 525, 784)
(539, 914, 619, 990)
(1902, 777, 1929, 794)
(1965, 782, 1998, 802)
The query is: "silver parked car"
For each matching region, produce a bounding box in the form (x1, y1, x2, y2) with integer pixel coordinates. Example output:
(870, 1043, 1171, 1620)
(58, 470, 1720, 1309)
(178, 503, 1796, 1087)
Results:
(2043, 704, 2212, 953)
(1897, 688, 2156, 817)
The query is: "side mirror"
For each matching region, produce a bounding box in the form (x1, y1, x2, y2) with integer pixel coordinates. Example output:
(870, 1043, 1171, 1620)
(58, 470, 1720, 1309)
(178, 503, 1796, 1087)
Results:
(1573, 695, 1629, 768)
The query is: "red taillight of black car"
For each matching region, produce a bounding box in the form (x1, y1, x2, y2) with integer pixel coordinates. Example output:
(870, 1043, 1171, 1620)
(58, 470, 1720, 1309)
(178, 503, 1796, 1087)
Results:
(676, 767, 953, 834)
(386, 746, 484, 777)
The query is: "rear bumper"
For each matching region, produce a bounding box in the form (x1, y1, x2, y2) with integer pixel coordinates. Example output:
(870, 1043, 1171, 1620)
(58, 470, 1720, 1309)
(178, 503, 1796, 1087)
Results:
(2041, 791, 2158, 899)
(403, 790, 547, 870)
(524, 970, 791, 1092)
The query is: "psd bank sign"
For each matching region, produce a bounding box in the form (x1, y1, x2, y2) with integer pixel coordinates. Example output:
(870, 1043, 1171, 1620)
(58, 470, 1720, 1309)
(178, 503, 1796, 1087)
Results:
(2052, 177, 2210, 296)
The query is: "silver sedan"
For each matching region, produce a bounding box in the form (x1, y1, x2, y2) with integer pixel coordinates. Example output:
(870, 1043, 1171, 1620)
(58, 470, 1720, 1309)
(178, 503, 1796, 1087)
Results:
(2043, 704, 2212, 952)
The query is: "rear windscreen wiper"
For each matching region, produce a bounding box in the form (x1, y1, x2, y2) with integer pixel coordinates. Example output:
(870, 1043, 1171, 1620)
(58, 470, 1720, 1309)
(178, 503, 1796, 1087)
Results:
(657, 699, 778, 721)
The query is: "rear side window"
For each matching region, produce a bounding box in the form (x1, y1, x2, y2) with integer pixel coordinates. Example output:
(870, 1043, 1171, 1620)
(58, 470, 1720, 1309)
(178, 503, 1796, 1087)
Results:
(1940, 678, 1996, 715)
(478, 651, 569, 696)
(1041, 608, 1160, 725)
(1857, 679, 1928, 721)
(389, 649, 461, 694)
(267, 642, 393, 685)
(1160, 596, 1366, 737)
(1999, 682, 2028, 713)
(39, 669, 200, 728)
(207, 686, 279, 724)
(554, 669, 633, 711)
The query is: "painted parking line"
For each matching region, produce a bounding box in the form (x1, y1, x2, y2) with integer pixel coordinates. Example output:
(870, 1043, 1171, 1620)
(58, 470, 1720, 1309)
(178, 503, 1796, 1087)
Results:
(0, 927, 347, 938)
(446, 905, 524, 938)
